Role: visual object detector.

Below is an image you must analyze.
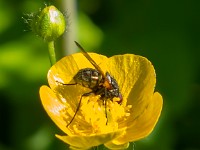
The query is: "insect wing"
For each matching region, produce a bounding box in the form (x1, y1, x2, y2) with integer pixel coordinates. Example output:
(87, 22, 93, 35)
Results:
(74, 41, 105, 77)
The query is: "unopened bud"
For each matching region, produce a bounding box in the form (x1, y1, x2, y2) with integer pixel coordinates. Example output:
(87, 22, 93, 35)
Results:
(29, 5, 66, 41)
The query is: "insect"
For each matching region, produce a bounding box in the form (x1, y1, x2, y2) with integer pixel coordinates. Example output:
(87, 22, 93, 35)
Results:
(59, 41, 122, 126)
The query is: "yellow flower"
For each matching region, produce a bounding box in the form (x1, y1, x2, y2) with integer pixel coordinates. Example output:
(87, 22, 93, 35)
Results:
(39, 52, 163, 149)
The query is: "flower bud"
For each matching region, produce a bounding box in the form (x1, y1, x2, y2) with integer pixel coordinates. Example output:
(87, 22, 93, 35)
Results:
(30, 5, 66, 41)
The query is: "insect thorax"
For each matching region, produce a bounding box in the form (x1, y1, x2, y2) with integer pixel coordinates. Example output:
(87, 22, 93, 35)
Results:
(104, 72, 120, 98)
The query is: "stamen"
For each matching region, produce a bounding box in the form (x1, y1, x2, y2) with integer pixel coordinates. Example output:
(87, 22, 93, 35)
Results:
(61, 93, 132, 135)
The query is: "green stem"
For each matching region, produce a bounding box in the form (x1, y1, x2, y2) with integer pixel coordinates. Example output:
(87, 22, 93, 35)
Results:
(48, 41, 56, 65)
(61, 0, 78, 55)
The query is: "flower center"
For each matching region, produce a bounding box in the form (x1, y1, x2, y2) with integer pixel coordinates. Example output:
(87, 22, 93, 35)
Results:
(66, 95, 132, 135)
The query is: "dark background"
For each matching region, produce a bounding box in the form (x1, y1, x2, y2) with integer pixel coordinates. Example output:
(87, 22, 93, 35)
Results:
(0, 0, 200, 150)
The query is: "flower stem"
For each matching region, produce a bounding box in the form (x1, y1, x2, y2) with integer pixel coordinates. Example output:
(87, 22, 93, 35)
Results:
(61, 0, 78, 55)
(48, 41, 56, 65)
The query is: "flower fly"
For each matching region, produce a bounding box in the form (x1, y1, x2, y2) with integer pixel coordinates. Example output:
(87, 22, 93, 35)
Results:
(58, 41, 122, 126)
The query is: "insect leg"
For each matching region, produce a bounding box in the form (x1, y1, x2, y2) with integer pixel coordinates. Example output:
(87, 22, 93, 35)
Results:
(104, 89, 108, 125)
(56, 81, 77, 86)
(67, 91, 94, 127)
(104, 99, 108, 125)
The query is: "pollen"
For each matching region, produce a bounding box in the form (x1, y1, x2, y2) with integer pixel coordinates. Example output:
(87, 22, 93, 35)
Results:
(66, 95, 132, 135)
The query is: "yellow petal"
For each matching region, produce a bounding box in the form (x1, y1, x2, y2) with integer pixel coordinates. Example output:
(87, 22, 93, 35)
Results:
(55, 129, 125, 149)
(39, 85, 72, 135)
(113, 92, 163, 144)
(45, 53, 111, 134)
(48, 53, 108, 90)
(47, 53, 108, 119)
(106, 54, 156, 110)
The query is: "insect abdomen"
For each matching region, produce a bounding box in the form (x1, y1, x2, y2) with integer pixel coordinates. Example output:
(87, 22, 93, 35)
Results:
(74, 68, 102, 89)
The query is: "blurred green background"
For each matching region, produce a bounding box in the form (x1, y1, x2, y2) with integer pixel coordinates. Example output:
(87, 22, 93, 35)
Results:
(0, 0, 200, 150)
